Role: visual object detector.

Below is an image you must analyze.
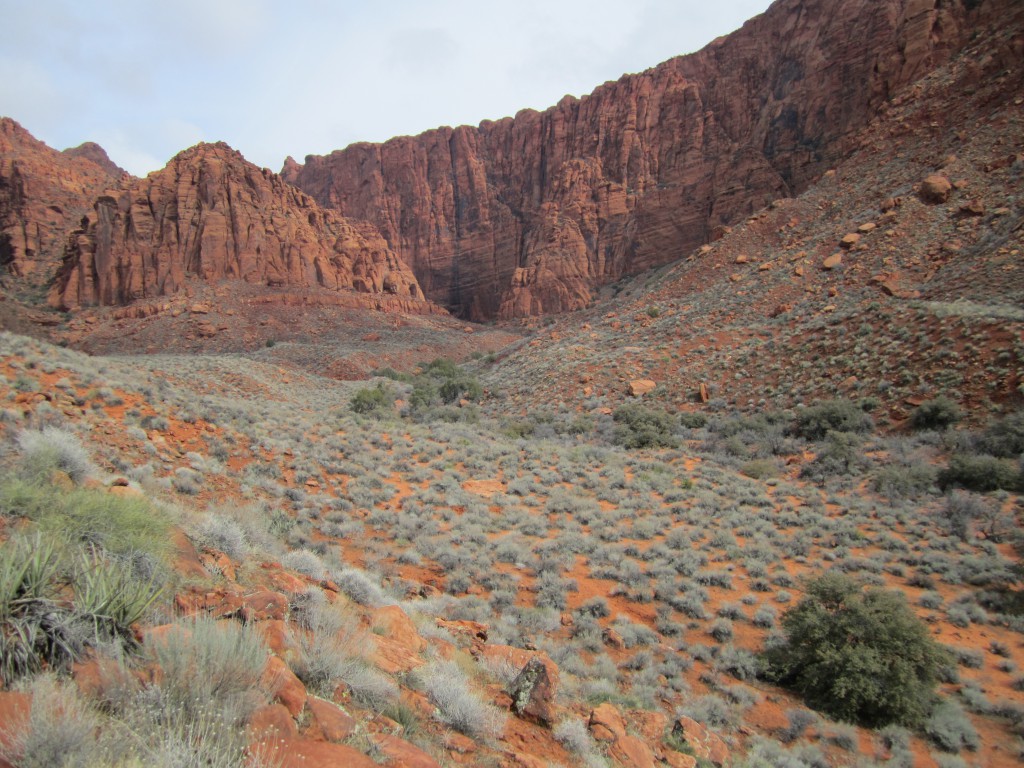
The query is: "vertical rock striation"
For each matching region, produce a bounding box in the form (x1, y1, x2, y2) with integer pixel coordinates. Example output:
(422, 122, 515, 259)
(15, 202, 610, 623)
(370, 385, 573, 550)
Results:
(0, 117, 124, 285)
(283, 0, 1009, 320)
(52, 142, 428, 311)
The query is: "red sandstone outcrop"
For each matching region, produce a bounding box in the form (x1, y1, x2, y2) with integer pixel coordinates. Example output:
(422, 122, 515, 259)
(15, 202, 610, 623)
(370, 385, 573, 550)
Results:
(0, 118, 123, 284)
(51, 142, 429, 311)
(62, 142, 127, 178)
(283, 0, 1010, 320)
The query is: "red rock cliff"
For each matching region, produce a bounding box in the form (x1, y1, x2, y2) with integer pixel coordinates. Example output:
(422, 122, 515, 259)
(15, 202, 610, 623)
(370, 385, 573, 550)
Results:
(52, 142, 429, 311)
(0, 118, 124, 285)
(283, 0, 1010, 320)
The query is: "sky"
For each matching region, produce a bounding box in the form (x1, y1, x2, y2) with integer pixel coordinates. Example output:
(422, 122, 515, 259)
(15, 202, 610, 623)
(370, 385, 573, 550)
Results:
(0, 0, 773, 176)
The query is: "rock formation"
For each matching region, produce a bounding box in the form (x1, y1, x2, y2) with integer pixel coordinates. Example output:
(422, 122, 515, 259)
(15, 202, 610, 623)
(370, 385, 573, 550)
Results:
(0, 118, 123, 285)
(62, 142, 127, 178)
(283, 0, 1011, 320)
(52, 142, 428, 311)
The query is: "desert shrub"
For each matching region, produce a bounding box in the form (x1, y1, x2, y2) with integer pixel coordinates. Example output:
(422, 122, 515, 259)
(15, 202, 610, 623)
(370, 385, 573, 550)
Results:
(780, 708, 818, 743)
(924, 700, 980, 753)
(281, 548, 327, 579)
(762, 573, 947, 727)
(679, 412, 708, 429)
(192, 514, 248, 559)
(418, 658, 506, 740)
(978, 410, 1024, 457)
(740, 459, 782, 479)
(349, 383, 392, 416)
(910, 397, 962, 431)
(612, 404, 679, 449)
(679, 693, 739, 730)
(709, 618, 734, 643)
(553, 718, 608, 767)
(715, 645, 759, 681)
(753, 604, 778, 628)
(0, 674, 105, 767)
(576, 597, 611, 619)
(334, 567, 387, 606)
(824, 722, 858, 751)
(938, 454, 1020, 492)
(16, 427, 97, 485)
(938, 491, 991, 541)
(290, 596, 398, 708)
(792, 399, 873, 440)
(147, 616, 268, 724)
(801, 431, 868, 480)
(872, 463, 937, 499)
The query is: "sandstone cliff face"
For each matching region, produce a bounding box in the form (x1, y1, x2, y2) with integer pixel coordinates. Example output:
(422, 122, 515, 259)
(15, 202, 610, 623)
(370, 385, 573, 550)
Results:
(283, 0, 1009, 320)
(53, 142, 428, 311)
(0, 118, 123, 285)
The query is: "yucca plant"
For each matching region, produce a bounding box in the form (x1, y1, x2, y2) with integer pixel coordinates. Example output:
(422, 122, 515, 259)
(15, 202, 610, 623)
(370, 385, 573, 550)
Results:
(74, 550, 164, 646)
(0, 534, 82, 682)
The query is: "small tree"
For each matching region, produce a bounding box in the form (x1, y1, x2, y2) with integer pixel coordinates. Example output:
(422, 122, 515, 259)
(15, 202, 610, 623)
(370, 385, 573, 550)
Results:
(762, 573, 947, 728)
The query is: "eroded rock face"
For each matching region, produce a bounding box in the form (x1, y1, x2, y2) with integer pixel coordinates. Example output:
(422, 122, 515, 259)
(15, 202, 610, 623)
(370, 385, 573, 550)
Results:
(283, 0, 1003, 320)
(0, 118, 124, 285)
(52, 142, 428, 311)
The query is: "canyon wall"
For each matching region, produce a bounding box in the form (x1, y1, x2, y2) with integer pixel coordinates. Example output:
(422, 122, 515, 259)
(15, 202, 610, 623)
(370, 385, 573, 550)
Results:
(0, 117, 124, 285)
(283, 0, 1007, 320)
(52, 142, 430, 312)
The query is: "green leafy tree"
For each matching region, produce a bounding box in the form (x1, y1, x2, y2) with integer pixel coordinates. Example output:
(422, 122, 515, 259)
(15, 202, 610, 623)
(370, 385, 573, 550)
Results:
(762, 573, 947, 727)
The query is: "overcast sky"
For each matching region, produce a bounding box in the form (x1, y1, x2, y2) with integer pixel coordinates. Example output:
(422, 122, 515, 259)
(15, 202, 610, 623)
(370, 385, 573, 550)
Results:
(1, 0, 773, 176)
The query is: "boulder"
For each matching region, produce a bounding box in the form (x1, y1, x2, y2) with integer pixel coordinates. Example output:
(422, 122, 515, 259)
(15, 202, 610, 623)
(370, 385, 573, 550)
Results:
(822, 253, 843, 270)
(305, 697, 357, 742)
(262, 655, 307, 717)
(671, 716, 730, 767)
(919, 174, 953, 204)
(628, 379, 657, 397)
(508, 656, 560, 726)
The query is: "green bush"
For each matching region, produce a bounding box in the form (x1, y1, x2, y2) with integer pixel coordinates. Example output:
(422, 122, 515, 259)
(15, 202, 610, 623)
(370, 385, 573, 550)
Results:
(792, 399, 873, 440)
(938, 454, 1021, 492)
(612, 404, 679, 449)
(978, 410, 1024, 458)
(349, 383, 392, 415)
(762, 573, 947, 727)
(800, 430, 868, 480)
(910, 397, 962, 431)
